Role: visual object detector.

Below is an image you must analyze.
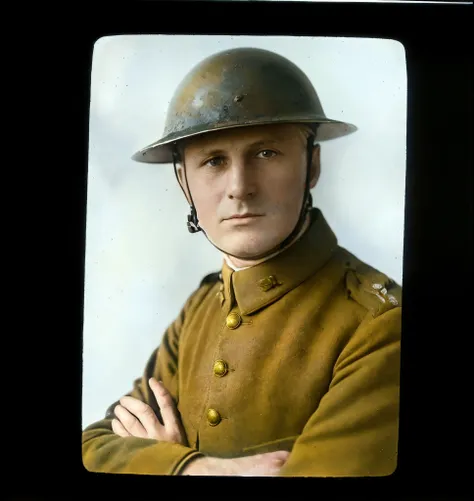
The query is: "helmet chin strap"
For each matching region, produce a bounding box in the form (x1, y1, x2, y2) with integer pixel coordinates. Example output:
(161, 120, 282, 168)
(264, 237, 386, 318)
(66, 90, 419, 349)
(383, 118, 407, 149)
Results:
(172, 136, 316, 262)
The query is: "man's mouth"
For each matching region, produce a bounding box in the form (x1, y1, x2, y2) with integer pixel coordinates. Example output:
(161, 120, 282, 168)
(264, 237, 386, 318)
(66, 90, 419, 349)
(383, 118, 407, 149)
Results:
(228, 213, 262, 219)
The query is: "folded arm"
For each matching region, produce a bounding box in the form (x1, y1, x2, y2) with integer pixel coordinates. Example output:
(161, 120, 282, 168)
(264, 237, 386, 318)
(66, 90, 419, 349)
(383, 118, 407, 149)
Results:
(82, 296, 204, 475)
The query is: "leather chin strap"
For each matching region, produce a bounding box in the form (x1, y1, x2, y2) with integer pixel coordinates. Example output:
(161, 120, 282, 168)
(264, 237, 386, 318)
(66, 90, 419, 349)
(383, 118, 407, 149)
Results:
(172, 136, 315, 261)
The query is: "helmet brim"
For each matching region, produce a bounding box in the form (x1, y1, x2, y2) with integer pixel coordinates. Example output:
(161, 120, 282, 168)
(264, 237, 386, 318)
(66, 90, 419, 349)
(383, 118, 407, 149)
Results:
(131, 118, 357, 164)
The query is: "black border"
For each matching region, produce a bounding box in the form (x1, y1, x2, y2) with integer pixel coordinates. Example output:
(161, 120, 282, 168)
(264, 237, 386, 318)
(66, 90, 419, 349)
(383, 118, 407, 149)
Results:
(15, 1, 472, 499)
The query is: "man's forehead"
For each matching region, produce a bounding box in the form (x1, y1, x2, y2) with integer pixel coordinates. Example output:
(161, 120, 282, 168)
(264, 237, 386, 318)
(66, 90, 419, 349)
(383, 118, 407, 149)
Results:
(185, 123, 309, 152)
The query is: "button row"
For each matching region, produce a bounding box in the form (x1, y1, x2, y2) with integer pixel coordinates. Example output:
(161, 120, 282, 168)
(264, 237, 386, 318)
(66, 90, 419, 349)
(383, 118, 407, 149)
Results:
(208, 311, 239, 427)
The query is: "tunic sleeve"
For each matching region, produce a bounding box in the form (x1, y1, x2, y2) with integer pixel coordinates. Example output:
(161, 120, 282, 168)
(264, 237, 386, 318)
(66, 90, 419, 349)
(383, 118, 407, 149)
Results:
(278, 306, 402, 477)
(82, 286, 210, 476)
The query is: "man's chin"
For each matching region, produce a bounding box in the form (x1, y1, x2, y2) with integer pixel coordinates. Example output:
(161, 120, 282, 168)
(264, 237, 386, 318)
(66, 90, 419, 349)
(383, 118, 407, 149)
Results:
(217, 237, 281, 260)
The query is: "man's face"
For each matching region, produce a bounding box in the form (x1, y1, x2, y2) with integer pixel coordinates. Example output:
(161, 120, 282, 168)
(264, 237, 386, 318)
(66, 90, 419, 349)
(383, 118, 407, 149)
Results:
(177, 123, 320, 258)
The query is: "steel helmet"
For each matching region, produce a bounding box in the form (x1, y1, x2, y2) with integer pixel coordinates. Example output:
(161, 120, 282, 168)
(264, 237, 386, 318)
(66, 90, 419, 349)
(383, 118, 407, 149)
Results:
(132, 47, 357, 163)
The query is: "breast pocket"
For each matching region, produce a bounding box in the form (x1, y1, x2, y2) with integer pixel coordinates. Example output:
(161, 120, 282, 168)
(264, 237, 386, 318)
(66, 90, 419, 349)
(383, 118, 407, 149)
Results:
(241, 436, 299, 456)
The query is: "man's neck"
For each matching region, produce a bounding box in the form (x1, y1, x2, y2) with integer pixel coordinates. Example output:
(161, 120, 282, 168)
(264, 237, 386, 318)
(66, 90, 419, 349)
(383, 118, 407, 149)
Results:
(224, 213, 312, 271)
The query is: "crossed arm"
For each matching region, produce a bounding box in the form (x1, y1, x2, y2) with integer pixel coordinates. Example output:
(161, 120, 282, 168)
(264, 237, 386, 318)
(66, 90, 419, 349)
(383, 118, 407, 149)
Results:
(82, 287, 290, 476)
(111, 377, 289, 475)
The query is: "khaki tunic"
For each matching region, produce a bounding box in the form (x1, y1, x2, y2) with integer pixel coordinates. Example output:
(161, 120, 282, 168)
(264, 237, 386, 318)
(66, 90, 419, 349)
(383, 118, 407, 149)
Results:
(82, 208, 402, 476)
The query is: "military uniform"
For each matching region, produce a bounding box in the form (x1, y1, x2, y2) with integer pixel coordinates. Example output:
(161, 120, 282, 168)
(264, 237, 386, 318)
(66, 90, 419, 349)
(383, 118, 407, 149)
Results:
(82, 208, 402, 476)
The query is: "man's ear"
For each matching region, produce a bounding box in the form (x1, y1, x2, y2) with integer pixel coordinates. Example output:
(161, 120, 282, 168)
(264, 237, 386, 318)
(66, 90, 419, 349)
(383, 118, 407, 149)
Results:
(309, 144, 321, 189)
(177, 165, 185, 188)
(176, 166, 191, 204)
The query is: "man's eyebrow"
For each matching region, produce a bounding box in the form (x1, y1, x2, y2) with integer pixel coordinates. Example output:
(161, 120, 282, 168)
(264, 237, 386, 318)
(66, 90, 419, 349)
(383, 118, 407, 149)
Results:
(247, 139, 281, 149)
(195, 147, 226, 157)
(195, 138, 282, 156)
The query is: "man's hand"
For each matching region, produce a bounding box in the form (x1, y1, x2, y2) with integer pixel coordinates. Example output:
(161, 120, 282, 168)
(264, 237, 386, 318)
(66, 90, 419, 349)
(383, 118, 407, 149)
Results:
(181, 451, 291, 476)
(111, 377, 186, 446)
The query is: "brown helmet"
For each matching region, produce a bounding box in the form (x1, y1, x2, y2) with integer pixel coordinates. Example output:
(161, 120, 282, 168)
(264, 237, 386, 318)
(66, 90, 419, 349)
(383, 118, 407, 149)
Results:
(132, 47, 357, 163)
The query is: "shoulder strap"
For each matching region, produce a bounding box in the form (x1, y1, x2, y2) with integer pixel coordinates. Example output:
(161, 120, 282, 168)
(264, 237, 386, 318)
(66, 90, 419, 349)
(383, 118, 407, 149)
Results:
(344, 262, 402, 318)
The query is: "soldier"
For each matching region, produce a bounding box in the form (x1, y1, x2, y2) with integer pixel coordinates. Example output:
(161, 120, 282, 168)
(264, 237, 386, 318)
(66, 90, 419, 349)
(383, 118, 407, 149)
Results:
(82, 47, 402, 476)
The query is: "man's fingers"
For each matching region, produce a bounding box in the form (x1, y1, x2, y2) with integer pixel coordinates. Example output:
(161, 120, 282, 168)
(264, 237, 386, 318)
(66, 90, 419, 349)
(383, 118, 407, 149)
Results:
(253, 451, 290, 462)
(114, 404, 148, 438)
(149, 378, 183, 436)
(119, 396, 163, 437)
(268, 450, 290, 461)
(111, 418, 131, 437)
(254, 450, 290, 473)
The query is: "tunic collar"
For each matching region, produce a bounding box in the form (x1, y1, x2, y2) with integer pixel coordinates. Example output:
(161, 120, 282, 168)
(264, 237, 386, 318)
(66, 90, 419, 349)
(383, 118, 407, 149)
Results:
(220, 208, 338, 316)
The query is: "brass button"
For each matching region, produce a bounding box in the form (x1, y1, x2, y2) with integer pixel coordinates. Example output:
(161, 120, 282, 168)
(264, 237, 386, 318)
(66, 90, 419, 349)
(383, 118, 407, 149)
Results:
(213, 359, 228, 377)
(226, 312, 242, 329)
(207, 408, 221, 426)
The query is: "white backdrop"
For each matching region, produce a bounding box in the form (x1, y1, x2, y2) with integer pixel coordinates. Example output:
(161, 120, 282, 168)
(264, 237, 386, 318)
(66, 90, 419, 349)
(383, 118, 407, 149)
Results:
(82, 35, 407, 429)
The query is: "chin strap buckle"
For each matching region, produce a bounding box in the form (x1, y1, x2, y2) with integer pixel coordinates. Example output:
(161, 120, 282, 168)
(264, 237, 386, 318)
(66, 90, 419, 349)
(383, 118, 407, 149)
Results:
(187, 206, 201, 234)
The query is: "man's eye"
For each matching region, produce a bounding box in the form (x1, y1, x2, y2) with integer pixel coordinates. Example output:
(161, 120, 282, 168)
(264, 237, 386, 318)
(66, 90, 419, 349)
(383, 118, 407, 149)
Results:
(205, 157, 225, 167)
(257, 150, 277, 159)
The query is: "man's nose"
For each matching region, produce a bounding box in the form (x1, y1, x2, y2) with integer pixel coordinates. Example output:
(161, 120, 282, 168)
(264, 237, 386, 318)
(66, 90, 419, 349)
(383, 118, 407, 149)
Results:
(225, 160, 257, 200)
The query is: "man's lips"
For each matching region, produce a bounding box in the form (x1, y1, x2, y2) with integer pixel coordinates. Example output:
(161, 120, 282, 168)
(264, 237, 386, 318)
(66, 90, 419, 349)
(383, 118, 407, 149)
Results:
(225, 213, 263, 220)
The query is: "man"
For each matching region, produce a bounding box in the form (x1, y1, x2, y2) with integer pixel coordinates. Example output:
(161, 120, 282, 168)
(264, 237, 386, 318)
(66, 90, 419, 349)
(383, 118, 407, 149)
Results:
(82, 47, 402, 476)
